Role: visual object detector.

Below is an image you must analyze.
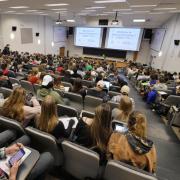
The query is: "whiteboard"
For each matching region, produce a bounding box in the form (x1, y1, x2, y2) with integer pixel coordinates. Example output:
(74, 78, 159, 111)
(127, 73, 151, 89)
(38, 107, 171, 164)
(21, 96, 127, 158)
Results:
(53, 26, 67, 43)
(151, 29, 166, 52)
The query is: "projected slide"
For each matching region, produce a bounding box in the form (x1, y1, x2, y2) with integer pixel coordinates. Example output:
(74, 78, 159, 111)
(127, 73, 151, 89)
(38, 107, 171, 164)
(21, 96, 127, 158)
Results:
(75, 27, 102, 48)
(106, 28, 143, 51)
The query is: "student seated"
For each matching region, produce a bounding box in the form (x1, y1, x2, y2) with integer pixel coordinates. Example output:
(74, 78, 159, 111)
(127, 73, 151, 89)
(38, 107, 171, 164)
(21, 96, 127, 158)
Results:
(87, 80, 107, 99)
(0, 143, 23, 180)
(0, 87, 40, 126)
(0, 142, 54, 180)
(37, 75, 64, 104)
(73, 103, 112, 164)
(36, 96, 74, 140)
(112, 96, 133, 123)
(153, 77, 168, 91)
(0, 70, 12, 89)
(53, 76, 64, 90)
(108, 111, 157, 173)
(27, 67, 39, 84)
(72, 78, 86, 98)
(111, 85, 135, 108)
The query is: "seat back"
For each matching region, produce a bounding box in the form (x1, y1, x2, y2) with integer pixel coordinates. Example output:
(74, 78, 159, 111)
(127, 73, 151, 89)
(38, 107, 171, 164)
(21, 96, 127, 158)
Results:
(108, 91, 121, 98)
(61, 82, 73, 90)
(171, 111, 180, 127)
(34, 84, 41, 94)
(109, 86, 121, 92)
(85, 95, 103, 108)
(20, 80, 35, 94)
(62, 141, 100, 179)
(81, 110, 95, 119)
(64, 92, 83, 103)
(82, 80, 95, 88)
(104, 160, 158, 180)
(0, 116, 25, 137)
(57, 104, 78, 117)
(108, 101, 119, 110)
(165, 95, 180, 106)
(0, 87, 13, 98)
(9, 77, 21, 85)
(25, 126, 63, 166)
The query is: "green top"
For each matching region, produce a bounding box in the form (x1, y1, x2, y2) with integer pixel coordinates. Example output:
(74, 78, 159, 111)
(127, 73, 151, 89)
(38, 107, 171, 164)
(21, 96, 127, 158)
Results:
(37, 88, 64, 105)
(85, 64, 93, 71)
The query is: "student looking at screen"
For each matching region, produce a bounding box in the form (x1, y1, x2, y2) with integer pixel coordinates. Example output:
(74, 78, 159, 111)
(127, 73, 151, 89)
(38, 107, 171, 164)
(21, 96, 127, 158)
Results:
(108, 111, 157, 173)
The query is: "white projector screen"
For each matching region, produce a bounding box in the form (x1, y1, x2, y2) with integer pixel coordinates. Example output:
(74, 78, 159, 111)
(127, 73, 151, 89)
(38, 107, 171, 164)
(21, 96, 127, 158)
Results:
(74, 27, 103, 48)
(106, 28, 143, 51)
(150, 29, 166, 52)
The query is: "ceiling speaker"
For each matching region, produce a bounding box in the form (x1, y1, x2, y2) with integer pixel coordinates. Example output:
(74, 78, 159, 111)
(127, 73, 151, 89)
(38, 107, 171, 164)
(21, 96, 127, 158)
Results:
(12, 26, 17, 31)
(174, 40, 179, 46)
(36, 33, 40, 37)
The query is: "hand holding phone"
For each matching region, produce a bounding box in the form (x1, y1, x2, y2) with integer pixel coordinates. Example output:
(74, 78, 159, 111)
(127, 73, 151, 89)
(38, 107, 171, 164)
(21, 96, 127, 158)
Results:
(8, 149, 25, 167)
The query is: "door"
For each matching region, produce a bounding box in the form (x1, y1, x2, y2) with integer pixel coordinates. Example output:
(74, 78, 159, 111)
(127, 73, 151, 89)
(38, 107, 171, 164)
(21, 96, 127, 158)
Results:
(59, 47, 65, 57)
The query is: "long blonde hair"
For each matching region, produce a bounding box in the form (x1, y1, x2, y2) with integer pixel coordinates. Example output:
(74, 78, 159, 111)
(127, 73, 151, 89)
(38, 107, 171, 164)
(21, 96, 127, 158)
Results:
(37, 95, 58, 133)
(117, 96, 133, 122)
(1, 87, 26, 122)
(128, 111, 147, 138)
(90, 103, 112, 151)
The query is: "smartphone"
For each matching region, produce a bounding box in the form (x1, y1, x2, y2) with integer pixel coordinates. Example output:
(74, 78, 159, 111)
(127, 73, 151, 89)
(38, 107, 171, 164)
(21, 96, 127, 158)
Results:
(112, 121, 128, 133)
(8, 149, 25, 167)
(115, 124, 127, 133)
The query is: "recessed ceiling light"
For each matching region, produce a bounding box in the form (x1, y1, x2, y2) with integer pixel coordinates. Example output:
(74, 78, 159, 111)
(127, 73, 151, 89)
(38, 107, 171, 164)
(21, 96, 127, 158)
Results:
(113, 9, 131, 11)
(10, 6, 29, 9)
(55, 11, 67, 13)
(154, 7, 176, 10)
(134, 11, 150, 14)
(82, 9, 96, 12)
(85, 6, 106, 9)
(67, 19, 75, 22)
(133, 19, 146, 22)
(34, 12, 44, 14)
(94, 0, 126, 3)
(0, 0, 8, 2)
(51, 8, 67, 11)
(130, 4, 157, 8)
(4, 11, 16, 13)
(26, 10, 38, 12)
(45, 3, 69, 7)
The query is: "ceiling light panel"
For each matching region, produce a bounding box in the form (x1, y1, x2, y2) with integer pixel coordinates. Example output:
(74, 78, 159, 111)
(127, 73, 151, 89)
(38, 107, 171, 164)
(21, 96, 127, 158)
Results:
(45, 3, 69, 7)
(85, 6, 106, 9)
(10, 6, 29, 9)
(130, 5, 157, 8)
(133, 19, 146, 22)
(94, 0, 126, 3)
(154, 7, 177, 10)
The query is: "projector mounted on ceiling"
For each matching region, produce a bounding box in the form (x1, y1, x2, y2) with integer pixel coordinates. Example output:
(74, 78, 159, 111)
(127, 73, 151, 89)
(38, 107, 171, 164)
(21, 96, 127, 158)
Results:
(111, 11, 119, 25)
(55, 13, 66, 25)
